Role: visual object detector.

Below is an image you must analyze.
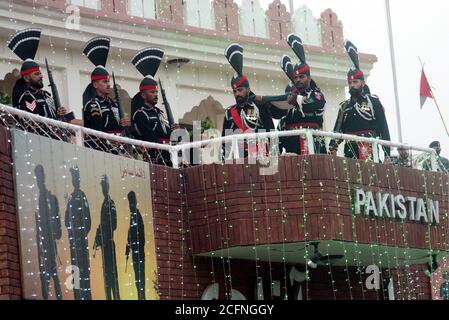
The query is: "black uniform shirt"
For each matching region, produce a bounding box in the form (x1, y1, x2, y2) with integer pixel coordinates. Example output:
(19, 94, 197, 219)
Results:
(18, 87, 58, 119)
(132, 104, 172, 144)
(278, 84, 326, 131)
(333, 94, 391, 155)
(83, 95, 122, 134)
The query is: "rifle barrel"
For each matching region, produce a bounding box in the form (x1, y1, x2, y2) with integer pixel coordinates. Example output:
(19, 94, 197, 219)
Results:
(112, 72, 125, 119)
(158, 79, 175, 126)
(45, 58, 62, 109)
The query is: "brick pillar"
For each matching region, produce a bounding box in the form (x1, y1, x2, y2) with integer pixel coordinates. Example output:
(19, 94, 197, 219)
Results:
(0, 126, 21, 300)
(104, 0, 128, 15)
(266, 0, 291, 41)
(320, 9, 344, 53)
(213, 0, 239, 35)
(158, 0, 184, 24)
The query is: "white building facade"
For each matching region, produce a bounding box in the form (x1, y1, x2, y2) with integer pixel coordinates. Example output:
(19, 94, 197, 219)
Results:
(0, 0, 377, 131)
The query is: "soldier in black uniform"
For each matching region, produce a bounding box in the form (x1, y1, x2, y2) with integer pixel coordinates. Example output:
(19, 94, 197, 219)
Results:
(329, 41, 391, 160)
(222, 43, 290, 159)
(9, 28, 69, 133)
(65, 166, 92, 300)
(277, 34, 326, 155)
(93, 175, 120, 300)
(82, 36, 130, 150)
(34, 165, 62, 300)
(131, 47, 176, 165)
(125, 191, 146, 300)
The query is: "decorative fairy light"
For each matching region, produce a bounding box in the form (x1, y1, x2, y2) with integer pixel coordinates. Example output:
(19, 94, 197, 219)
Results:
(248, 164, 262, 299)
(218, 162, 234, 299)
(382, 164, 403, 299)
(181, 168, 200, 298)
(201, 165, 216, 284)
(297, 156, 311, 300)
(389, 160, 417, 299)
(368, 160, 397, 299)
(261, 170, 275, 299)
(329, 156, 357, 300)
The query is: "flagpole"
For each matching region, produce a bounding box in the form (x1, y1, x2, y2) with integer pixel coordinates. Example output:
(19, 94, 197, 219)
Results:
(430, 92, 449, 137)
(419, 58, 449, 137)
(289, 0, 295, 16)
(385, 0, 404, 142)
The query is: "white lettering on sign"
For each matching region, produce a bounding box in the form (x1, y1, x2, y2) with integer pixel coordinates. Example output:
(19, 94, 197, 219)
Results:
(65, 265, 80, 290)
(354, 189, 439, 224)
(365, 265, 380, 290)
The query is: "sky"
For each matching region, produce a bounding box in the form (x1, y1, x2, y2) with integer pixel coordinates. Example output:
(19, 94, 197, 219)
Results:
(235, 0, 449, 157)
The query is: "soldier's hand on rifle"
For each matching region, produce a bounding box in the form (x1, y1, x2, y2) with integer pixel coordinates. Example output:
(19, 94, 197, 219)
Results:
(171, 123, 180, 130)
(120, 118, 131, 127)
(57, 106, 67, 116)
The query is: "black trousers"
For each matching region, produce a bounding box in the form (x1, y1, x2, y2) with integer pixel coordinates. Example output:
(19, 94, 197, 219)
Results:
(132, 251, 146, 300)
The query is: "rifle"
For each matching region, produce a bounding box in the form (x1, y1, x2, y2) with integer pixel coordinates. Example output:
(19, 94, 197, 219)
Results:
(45, 58, 74, 122)
(125, 256, 129, 273)
(112, 72, 132, 138)
(158, 78, 175, 127)
(93, 225, 102, 258)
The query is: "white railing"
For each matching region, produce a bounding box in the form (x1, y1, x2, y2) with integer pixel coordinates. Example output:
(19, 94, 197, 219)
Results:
(0, 103, 439, 171)
(0, 103, 172, 150)
(173, 128, 439, 171)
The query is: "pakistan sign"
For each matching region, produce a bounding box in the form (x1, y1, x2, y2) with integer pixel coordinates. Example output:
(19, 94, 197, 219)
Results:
(354, 188, 439, 224)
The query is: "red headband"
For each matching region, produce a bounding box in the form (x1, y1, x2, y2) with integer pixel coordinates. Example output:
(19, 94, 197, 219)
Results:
(232, 75, 248, 89)
(21, 67, 40, 76)
(140, 85, 158, 91)
(91, 75, 109, 81)
(348, 70, 364, 81)
(293, 65, 311, 76)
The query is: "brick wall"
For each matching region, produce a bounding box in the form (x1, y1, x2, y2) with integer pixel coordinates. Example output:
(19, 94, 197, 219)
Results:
(183, 156, 449, 254)
(174, 257, 431, 300)
(0, 127, 440, 300)
(0, 126, 21, 300)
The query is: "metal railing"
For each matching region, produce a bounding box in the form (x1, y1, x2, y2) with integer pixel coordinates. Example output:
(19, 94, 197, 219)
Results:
(0, 103, 439, 171)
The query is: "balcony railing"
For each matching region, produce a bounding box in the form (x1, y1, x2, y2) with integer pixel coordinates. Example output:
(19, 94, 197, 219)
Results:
(0, 103, 439, 172)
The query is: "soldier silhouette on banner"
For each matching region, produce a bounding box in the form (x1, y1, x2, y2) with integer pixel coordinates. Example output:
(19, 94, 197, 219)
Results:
(65, 166, 92, 300)
(34, 165, 62, 300)
(125, 191, 146, 300)
(93, 175, 120, 300)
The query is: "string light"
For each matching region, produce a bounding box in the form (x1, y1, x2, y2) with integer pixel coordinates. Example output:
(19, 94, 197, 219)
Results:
(2, 0, 448, 303)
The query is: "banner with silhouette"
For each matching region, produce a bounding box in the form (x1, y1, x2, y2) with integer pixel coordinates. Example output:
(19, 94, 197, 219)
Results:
(11, 129, 158, 300)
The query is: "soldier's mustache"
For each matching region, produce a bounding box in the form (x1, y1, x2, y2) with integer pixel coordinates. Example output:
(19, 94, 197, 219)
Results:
(34, 80, 44, 89)
(349, 87, 363, 96)
(236, 95, 248, 105)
